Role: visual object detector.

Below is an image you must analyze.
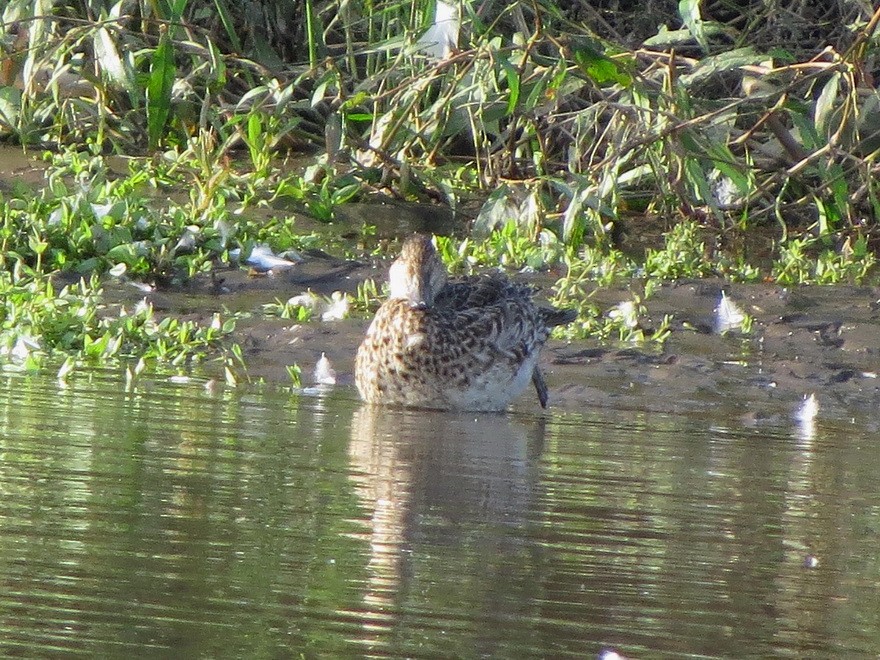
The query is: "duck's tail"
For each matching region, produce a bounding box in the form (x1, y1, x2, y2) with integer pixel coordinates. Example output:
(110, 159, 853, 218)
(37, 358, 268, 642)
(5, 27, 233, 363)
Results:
(540, 307, 577, 327)
(532, 367, 549, 408)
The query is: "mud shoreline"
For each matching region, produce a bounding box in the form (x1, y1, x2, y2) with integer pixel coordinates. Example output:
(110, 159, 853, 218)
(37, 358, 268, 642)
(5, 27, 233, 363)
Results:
(113, 254, 880, 427)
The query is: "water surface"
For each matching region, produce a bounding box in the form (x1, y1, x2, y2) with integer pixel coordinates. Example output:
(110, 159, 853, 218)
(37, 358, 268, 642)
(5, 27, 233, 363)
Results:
(0, 370, 878, 657)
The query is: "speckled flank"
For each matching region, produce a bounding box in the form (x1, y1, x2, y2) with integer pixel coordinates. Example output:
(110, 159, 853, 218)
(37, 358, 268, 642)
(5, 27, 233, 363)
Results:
(355, 235, 576, 412)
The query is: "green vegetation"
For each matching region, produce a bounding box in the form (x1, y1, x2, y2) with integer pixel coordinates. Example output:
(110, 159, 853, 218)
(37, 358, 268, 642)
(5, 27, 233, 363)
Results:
(1, 0, 879, 370)
(434, 223, 566, 273)
(773, 235, 875, 284)
(0, 266, 236, 371)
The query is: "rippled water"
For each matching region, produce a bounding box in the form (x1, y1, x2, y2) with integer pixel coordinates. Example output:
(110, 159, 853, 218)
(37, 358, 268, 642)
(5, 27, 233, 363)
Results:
(0, 370, 878, 657)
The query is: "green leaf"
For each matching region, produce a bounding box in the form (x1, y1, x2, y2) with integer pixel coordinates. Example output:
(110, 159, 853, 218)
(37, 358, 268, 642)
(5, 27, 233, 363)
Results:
(827, 163, 848, 230)
(788, 105, 822, 151)
(246, 112, 263, 166)
(212, 0, 242, 54)
(0, 86, 21, 129)
(330, 183, 360, 205)
(169, 0, 189, 21)
(93, 26, 131, 90)
(147, 31, 176, 150)
(704, 142, 751, 196)
(679, 0, 708, 52)
(573, 48, 631, 86)
(679, 48, 764, 87)
(683, 157, 715, 207)
(500, 58, 520, 115)
(305, 0, 327, 68)
(106, 243, 144, 265)
(815, 72, 840, 136)
(206, 37, 227, 90)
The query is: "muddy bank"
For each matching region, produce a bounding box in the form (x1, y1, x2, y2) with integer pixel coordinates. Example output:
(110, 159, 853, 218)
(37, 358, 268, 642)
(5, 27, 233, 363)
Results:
(550, 280, 880, 425)
(102, 249, 880, 427)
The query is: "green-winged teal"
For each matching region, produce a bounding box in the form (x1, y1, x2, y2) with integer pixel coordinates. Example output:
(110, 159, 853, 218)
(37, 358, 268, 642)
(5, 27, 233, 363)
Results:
(355, 235, 575, 411)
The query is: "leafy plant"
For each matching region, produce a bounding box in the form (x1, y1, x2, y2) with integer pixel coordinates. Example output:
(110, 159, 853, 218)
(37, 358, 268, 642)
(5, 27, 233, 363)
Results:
(262, 299, 314, 321)
(644, 220, 714, 280)
(0, 266, 239, 371)
(286, 363, 302, 388)
(352, 277, 383, 314)
(773, 235, 876, 284)
(434, 221, 565, 273)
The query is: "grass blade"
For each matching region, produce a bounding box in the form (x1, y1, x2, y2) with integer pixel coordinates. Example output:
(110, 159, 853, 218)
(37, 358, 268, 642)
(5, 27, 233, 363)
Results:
(147, 30, 176, 149)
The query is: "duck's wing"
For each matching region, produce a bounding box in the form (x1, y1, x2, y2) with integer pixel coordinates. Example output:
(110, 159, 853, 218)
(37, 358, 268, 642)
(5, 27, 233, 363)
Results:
(449, 278, 575, 324)
(464, 302, 552, 406)
(434, 280, 475, 310)
(464, 275, 518, 308)
(436, 274, 525, 310)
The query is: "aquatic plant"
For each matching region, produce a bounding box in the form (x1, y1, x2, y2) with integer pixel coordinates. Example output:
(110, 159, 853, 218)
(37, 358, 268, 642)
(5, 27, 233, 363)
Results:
(262, 290, 350, 321)
(434, 222, 565, 273)
(0, 266, 239, 372)
(773, 235, 875, 284)
(551, 260, 671, 344)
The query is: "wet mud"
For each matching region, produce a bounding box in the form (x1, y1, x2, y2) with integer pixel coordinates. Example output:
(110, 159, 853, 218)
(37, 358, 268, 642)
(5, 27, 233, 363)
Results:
(551, 279, 880, 425)
(111, 252, 880, 426)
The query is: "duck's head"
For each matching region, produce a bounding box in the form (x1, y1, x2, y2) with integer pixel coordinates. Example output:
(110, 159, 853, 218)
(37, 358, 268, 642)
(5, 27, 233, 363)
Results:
(388, 235, 448, 307)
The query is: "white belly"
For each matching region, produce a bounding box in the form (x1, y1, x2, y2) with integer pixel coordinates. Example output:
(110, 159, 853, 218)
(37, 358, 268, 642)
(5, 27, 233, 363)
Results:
(443, 352, 540, 412)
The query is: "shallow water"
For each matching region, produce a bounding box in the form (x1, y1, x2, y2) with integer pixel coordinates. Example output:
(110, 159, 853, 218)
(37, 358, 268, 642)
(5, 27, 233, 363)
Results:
(0, 370, 878, 657)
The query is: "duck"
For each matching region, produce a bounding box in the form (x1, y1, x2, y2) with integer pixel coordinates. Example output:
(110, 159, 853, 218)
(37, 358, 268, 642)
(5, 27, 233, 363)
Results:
(355, 235, 575, 411)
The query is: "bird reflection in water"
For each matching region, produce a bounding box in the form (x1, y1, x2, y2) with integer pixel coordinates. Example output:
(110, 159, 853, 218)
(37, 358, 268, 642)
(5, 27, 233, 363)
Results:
(345, 405, 546, 649)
